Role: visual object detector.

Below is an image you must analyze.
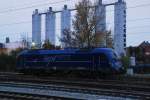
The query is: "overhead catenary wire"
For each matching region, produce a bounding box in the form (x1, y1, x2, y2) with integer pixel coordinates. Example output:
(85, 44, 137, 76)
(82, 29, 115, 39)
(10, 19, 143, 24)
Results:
(1, 16, 150, 28)
(0, 0, 149, 23)
(0, 0, 68, 14)
(0, 0, 150, 14)
(0, 0, 150, 41)
(0, 1, 150, 27)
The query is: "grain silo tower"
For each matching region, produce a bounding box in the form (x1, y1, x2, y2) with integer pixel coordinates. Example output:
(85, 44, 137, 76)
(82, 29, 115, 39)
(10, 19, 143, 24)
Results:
(45, 7, 56, 45)
(95, 0, 107, 47)
(32, 9, 41, 48)
(61, 5, 71, 48)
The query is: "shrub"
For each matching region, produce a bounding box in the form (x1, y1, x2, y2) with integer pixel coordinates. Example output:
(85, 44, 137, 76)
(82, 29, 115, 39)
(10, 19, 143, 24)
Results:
(121, 56, 130, 70)
(0, 48, 24, 72)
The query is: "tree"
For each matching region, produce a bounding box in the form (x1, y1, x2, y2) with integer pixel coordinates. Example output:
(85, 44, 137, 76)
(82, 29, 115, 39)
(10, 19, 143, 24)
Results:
(60, 0, 112, 48)
(73, 0, 96, 48)
(121, 56, 130, 70)
(42, 40, 61, 50)
(106, 30, 113, 48)
(60, 29, 76, 48)
(60, 0, 110, 49)
(0, 48, 24, 72)
(42, 40, 55, 49)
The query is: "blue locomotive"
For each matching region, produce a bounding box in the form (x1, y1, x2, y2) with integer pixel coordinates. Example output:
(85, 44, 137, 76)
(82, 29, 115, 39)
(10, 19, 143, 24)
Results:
(16, 48, 123, 74)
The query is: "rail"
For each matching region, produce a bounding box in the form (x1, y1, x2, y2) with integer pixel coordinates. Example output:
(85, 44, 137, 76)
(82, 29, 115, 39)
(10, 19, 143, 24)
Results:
(0, 72, 150, 99)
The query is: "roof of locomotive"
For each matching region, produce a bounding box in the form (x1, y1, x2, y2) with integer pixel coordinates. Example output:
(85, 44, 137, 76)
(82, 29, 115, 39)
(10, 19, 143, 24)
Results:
(18, 48, 114, 56)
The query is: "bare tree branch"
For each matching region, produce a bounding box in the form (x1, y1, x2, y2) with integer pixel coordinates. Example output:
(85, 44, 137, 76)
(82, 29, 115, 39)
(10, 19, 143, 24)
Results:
(60, 0, 113, 49)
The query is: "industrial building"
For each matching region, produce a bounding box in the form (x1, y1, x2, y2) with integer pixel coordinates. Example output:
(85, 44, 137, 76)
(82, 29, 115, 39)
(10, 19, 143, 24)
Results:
(32, 0, 127, 56)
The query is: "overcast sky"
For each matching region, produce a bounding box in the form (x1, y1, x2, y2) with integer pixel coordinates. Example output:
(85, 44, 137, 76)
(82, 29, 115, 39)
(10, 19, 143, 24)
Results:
(0, 0, 150, 46)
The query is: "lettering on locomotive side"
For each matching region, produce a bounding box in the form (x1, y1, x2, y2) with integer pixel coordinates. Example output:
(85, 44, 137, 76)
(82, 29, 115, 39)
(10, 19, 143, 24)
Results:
(47, 56, 56, 62)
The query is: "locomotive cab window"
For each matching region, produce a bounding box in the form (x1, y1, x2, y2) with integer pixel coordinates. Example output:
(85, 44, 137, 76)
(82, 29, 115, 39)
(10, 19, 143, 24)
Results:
(99, 53, 107, 63)
(55, 55, 70, 61)
(100, 54, 107, 60)
(112, 53, 119, 62)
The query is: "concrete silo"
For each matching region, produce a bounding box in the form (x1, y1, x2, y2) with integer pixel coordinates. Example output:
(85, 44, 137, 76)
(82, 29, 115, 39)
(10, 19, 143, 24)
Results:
(61, 5, 71, 48)
(32, 9, 41, 48)
(45, 7, 56, 45)
(95, 0, 106, 47)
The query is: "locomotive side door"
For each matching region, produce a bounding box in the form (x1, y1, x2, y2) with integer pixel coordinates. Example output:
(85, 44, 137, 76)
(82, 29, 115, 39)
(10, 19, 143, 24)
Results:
(93, 54, 99, 71)
(99, 53, 109, 68)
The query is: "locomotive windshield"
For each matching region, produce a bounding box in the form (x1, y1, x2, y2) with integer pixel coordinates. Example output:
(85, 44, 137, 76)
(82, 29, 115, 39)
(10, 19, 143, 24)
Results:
(112, 52, 120, 61)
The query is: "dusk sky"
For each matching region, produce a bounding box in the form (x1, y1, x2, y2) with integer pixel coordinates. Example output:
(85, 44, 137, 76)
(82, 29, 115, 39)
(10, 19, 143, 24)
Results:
(0, 0, 150, 46)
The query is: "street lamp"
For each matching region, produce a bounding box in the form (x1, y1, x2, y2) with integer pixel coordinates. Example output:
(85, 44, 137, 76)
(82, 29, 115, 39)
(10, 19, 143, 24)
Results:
(31, 42, 36, 49)
(32, 42, 35, 47)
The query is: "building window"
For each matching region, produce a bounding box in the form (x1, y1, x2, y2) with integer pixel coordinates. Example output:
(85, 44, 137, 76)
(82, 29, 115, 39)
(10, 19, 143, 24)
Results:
(124, 43, 126, 47)
(124, 10, 126, 14)
(124, 34, 126, 37)
(124, 39, 126, 43)
(124, 29, 126, 33)
(124, 24, 126, 28)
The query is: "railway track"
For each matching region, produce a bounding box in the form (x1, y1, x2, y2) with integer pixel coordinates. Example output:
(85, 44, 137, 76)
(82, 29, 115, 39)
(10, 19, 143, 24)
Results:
(0, 72, 150, 99)
(0, 91, 74, 100)
(0, 81, 149, 100)
(1, 72, 150, 85)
